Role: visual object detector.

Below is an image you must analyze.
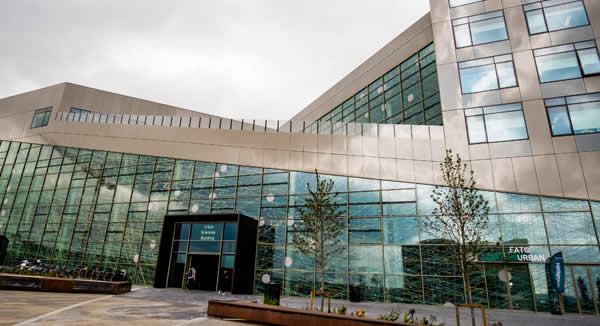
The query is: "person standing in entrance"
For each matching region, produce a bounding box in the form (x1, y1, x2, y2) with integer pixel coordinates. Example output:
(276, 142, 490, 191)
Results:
(186, 266, 196, 291)
(218, 269, 230, 295)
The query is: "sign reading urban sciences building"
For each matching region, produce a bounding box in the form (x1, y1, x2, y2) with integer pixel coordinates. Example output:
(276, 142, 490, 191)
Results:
(198, 224, 219, 241)
(480, 247, 546, 263)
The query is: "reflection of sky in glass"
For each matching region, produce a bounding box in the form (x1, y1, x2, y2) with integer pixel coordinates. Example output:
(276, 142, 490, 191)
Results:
(454, 24, 471, 47)
(569, 102, 600, 134)
(526, 9, 547, 34)
(460, 64, 498, 93)
(536, 52, 581, 82)
(547, 106, 572, 135)
(578, 48, 600, 74)
(471, 17, 507, 45)
(485, 110, 527, 142)
(545, 1, 589, 32)
(449, 0, 480, 7)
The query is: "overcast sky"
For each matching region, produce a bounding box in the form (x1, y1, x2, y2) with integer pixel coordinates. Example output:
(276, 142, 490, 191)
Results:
(0, 1, 430, 120)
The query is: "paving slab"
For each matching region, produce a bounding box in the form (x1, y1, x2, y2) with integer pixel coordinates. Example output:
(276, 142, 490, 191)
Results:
(0, 290, 103, 326)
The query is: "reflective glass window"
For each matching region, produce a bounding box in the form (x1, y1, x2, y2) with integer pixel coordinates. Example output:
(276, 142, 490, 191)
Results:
(534, 42, 599, 83)
(525, 1, 588, 34)
(449, 0, 481, 7)
(31, 107, 52, 129)
(453, 11, 508, 48)
(465, 103, 528, 143)
(545, 93, 600, 135)
(459, 55, 516, 94)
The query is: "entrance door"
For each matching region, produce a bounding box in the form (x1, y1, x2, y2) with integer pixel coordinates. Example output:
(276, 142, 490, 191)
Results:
(190, 254, 220, 291)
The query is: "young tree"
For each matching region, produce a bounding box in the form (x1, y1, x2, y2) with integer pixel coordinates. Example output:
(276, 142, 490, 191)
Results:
(423, 150, 490, 312)
(291, 170, 344, 312)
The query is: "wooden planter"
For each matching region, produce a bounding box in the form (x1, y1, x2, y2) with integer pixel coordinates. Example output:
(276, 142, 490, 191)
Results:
(0, 273, 131, 294)
(207, 300, 416, 326)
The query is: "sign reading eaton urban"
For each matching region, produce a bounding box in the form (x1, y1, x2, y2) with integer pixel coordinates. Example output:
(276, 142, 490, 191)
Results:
(480, 247, 546, 262)
(507, 247, 546, 262)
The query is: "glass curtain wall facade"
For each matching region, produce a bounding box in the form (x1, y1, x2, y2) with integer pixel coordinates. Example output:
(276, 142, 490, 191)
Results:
(1, 139, 599, 313)
(309, 43, 442, 134)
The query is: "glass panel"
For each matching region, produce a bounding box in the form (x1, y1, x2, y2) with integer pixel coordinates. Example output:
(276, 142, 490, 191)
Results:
(536, 51, 582, 83)
(449, 0, 481, 7)
(460, 64, 498, 93)
(471, 16, 507, 45)
(578, 48, 600, 75)
(569, 102, 600, 134)
(496, 62, 517, 88)
(545, 212, 596, 245)
(509, 264, 535, 311)
(547, 106, 573, 135)
(500, 213, 547, 245)
(188, 241, 220, 253)
(466, 115, 487, 143)
(485, 110, 527, 142)
(545, 1, 589, 32)
(385, 274, 423, 304)
(174, 223, 190, 240)
(349, 245, 383, 273)
(383, 217, 419, 244)
(454, 24, 472, 48)
(563, 267, 579, 313)
(573, 266, 595, 314)
(530, 264, 553, 312)
(485, 264, 510, 309)
(223, 223, 237, 240)
(349, 218, 381, 244)
(526, 9, 548, 34)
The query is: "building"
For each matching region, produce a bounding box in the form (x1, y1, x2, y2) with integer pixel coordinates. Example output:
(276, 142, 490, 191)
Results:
(0, 0, 599, 315)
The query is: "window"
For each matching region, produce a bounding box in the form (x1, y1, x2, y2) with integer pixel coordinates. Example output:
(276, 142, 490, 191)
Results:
(465, 103, 528, 143)
(459, 54, 517, 94)
(545, 93, 600, 136)
(31, 107, 52, 129)
(310, 43, 441, 129)
(453, 10, 508, 48)
(449, 0, 481, 7)
(70, 107, 90, 115)
(524, 0, 589, 34)
(534, 41, 600, 83)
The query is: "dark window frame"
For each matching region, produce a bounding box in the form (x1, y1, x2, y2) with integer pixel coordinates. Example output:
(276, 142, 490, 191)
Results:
(523, 0, 591, 36)
(458, 54, 519, 95)
(464, 102, 529, 144)
(448, 0, 482, 8)
(533, 41, 600, 84)
(31, 107, 53, 129)
(452, 10, 509, 49)
(544, 93, 600, 137)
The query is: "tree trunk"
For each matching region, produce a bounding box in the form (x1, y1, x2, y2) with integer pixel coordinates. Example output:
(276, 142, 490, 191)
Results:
(320, 220, 325, 312)
(465, 268, 476, 326)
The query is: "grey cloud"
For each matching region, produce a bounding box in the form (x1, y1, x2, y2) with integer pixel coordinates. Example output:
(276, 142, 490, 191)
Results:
(0, 0, 429, 120)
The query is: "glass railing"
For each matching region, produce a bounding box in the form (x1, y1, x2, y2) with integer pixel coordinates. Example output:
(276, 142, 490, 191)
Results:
(55, 111, 439, 137)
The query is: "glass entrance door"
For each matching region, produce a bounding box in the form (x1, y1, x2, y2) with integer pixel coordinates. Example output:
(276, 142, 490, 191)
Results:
(166, 222, 238, 289)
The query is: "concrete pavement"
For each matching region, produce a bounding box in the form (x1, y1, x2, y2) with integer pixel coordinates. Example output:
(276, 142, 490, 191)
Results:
(1, 287, 600, 325)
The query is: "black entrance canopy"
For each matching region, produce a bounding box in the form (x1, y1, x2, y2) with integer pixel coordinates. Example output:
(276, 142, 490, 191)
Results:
(153, 213, 258, 294)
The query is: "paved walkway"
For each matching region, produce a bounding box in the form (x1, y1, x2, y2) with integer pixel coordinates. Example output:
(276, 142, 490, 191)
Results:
(1, 287, 599, 325)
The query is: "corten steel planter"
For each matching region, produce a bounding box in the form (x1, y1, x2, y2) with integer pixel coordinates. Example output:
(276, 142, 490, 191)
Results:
(207, 300, 417, 326)
(0, 273, 131, 294)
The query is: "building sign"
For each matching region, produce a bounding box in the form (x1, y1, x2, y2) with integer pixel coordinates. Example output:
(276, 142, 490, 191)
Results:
(480, 246, 546, 262)
(198, 224, 219, 241)
(507, 247, 546, 262)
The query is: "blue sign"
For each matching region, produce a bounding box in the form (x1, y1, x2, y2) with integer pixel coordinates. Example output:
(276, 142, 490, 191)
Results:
(549, 252, 565, 294)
